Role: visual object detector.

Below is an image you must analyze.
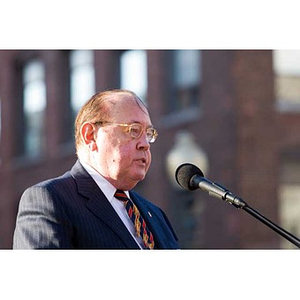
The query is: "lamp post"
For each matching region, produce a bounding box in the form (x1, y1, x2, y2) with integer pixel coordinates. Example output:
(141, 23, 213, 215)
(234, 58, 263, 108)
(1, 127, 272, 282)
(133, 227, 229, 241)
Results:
(166, 130, 209, 187)
(166, 130, 209, 248)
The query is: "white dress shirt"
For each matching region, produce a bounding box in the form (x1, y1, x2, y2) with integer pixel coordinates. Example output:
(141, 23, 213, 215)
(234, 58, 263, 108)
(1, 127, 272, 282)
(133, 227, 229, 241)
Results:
(80, 160, 144, 249)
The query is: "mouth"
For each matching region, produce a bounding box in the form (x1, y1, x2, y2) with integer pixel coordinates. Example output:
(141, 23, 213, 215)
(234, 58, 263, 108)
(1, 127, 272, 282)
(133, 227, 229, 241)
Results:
(136, 158, 147, 165)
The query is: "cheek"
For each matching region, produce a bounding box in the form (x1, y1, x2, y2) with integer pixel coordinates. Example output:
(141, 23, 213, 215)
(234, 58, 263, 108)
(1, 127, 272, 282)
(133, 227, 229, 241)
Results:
(146, 152, 152, 169)
(95, 136, 119, 166)
(97, 132, 120, 156)
(117, 146, 133, 164)
(108, 144, 130, 168)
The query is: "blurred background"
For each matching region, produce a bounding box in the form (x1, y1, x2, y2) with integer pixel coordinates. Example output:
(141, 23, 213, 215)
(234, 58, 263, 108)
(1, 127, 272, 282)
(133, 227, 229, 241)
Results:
(0, 49, 300, 249)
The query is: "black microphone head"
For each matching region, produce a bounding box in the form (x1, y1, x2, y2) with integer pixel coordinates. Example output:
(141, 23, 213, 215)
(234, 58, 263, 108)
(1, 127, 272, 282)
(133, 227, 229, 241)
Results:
(175, 163, 204, 191)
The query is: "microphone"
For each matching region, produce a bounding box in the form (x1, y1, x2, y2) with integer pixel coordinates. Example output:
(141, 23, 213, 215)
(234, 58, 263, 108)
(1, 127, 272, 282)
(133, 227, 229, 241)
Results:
(175, 163, 247, 208)
(175, 163, 300, 248)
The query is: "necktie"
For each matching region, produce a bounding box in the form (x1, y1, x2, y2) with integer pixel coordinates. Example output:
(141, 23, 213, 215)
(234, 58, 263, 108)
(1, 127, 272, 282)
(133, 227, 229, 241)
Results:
(114, 189, 155, 249)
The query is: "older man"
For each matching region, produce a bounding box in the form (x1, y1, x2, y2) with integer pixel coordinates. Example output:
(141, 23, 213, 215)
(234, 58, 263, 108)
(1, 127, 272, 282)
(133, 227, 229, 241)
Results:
(13, 89, 179, 249)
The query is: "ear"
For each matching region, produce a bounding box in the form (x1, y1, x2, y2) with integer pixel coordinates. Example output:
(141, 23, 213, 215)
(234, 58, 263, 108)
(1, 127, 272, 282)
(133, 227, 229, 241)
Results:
(80, 122, 98, 151)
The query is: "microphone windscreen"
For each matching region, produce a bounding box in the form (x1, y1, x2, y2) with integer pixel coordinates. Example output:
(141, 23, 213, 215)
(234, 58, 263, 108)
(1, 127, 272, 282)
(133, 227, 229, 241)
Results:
(175, 163, 204, 190)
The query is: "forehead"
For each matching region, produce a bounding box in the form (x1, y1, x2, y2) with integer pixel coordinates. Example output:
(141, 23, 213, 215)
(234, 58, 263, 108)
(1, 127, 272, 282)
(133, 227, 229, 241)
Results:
(106, 94, 151, 123)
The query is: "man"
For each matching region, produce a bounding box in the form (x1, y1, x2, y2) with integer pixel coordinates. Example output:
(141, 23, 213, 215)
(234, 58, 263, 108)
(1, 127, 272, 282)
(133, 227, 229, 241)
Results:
(13, 89, 179, 249)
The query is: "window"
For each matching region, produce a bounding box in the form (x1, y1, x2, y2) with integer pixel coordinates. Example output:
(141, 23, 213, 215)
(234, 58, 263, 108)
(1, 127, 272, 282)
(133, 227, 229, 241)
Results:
(120, 50, 147, 104)
(161, 50, 201, 127)
(279, 158, 300, 248)
(0, 98, 2, 165)
(274, 50, 300, 112)
(23, 59, 46, 158)
(170, 50, 201, 113)
(0, 98, 1, 138)
(70, 50, 95, 117)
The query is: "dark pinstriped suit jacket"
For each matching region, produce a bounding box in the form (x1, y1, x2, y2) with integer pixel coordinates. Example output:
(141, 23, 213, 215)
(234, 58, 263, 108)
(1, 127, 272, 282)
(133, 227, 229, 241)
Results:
(13, 160, 179, 249)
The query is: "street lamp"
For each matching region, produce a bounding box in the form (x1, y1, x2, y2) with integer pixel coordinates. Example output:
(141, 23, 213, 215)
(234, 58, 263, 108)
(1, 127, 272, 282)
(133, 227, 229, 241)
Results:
(166, 130, 209, 188)
(166, 130, 209, 248)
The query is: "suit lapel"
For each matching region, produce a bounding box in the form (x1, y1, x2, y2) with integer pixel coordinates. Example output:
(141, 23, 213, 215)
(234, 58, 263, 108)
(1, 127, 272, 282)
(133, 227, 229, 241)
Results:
(71, 161, 140, 249)
(129, 191, 178, 249)
(129, 191, 164, 249)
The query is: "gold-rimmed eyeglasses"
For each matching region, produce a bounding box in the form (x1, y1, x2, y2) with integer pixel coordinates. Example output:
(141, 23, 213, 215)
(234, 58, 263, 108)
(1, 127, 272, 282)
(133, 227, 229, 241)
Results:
(93, 121, 158, 143)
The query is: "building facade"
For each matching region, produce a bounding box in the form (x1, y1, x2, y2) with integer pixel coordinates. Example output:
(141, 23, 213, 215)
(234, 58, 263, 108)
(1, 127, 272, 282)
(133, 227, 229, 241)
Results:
(0, 49, 300, 249)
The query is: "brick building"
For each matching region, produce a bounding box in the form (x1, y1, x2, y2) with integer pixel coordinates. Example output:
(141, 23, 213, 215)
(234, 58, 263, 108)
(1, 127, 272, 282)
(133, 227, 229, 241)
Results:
(0, 49, 300, 249)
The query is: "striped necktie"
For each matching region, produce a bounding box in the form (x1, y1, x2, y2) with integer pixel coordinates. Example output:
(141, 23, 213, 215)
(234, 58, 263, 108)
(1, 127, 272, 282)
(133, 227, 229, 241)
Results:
(114, 189, 155, 249)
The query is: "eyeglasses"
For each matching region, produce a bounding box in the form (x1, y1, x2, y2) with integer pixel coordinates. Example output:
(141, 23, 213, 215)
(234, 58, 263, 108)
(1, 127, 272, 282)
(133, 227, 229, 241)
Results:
(94, 121, 158, 143)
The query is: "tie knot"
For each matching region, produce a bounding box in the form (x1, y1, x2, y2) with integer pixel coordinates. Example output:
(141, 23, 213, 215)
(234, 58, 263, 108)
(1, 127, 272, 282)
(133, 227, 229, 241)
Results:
(114, 189, 129, 202)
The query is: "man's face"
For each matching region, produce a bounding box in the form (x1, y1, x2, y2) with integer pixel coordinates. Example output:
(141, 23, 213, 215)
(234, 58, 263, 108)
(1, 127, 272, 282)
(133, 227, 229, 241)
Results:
(92, 95, 153, 190)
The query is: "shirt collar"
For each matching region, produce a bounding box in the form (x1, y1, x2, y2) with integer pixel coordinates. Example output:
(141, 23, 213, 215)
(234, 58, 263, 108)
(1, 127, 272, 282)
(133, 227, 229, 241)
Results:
(79, 160, 130, 201)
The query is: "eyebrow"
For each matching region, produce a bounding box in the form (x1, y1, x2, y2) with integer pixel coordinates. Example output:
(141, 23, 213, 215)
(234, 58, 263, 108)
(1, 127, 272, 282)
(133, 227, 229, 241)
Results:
(131, 121, 154, 128)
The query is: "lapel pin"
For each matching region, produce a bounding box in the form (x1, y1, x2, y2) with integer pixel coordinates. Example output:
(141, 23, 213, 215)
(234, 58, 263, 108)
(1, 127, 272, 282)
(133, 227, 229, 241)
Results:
(148, 212, 152, 217)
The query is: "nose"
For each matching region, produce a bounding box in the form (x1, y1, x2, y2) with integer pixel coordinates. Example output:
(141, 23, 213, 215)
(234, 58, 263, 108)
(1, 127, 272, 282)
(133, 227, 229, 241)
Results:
(136, 131, 150, 151)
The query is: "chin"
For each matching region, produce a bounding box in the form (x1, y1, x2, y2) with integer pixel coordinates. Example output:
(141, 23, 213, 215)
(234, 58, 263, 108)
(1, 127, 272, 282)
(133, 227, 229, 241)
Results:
(134, 174, 146, 182)
(131, 173, 146, 183)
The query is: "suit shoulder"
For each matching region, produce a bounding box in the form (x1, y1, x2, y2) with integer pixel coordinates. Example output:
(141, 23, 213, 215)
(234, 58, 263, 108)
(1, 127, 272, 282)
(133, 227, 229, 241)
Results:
(34, 171, 74, 189)
(21, 171, 75, 202)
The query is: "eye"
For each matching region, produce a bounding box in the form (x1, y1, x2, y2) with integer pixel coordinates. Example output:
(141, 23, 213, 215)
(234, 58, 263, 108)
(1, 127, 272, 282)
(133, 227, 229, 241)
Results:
(129, 124, 142, 138)
(145, 128, 155, 142)
(146, 129, 154, 138)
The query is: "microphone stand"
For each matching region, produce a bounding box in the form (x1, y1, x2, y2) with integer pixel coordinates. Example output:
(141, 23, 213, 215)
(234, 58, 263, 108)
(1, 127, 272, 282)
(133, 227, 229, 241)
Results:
(243, 205, 300, 248)
(223, 191, 300, 248)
